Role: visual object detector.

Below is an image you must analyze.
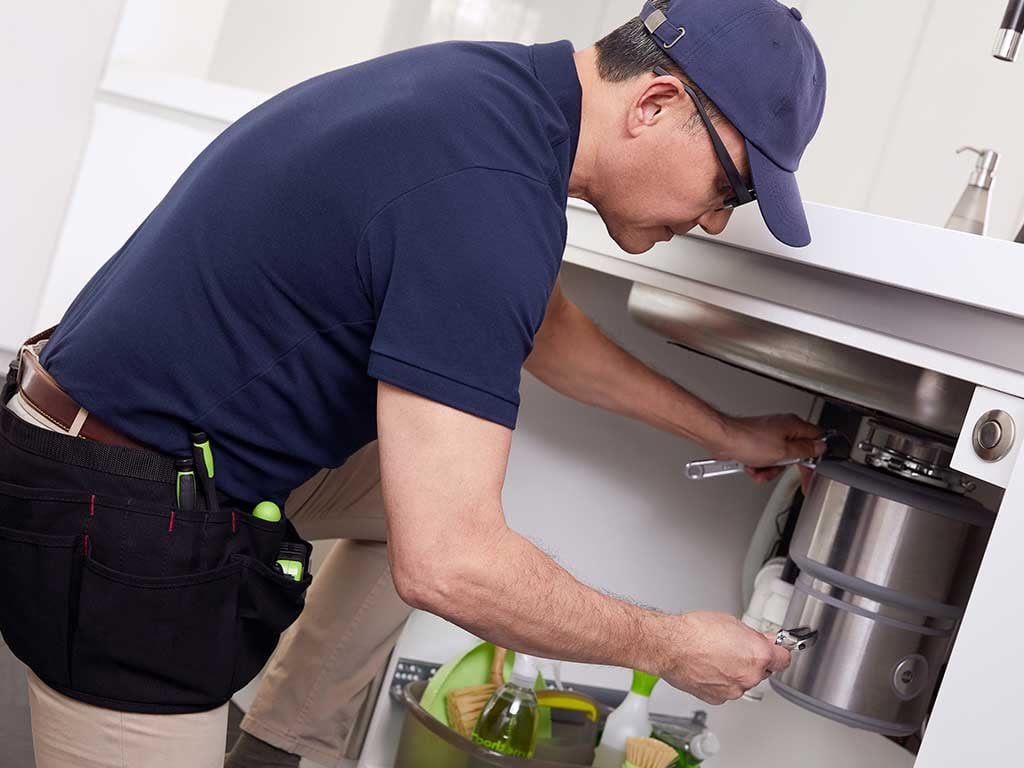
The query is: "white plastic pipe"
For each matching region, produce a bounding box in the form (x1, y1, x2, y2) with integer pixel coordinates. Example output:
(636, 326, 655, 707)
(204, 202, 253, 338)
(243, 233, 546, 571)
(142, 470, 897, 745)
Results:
(741, 466, 801, 607)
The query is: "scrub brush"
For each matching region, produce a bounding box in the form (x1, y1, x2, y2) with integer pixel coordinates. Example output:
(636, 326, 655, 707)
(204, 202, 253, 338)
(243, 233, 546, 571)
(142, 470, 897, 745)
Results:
(445, 647, 507, 738)
(624, 737, 679, 768)
(447, 684, 499, 737)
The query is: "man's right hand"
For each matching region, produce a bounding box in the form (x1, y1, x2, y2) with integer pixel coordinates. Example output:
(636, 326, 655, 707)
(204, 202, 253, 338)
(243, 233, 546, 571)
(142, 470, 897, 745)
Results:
(653, 611, 791, 705)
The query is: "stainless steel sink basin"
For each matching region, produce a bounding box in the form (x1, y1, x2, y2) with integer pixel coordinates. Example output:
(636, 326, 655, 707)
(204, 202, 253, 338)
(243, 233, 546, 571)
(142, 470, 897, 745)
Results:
(627, 282, 974, 437)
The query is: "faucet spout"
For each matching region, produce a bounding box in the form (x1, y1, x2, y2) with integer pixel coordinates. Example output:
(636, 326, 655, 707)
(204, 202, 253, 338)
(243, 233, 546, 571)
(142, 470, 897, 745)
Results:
(994, 0, 1024, 61)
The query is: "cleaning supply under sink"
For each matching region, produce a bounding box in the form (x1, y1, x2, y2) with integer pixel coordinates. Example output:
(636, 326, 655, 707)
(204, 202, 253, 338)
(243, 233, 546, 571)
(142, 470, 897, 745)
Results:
(446, 647, 508, 738)
(421, 642, 512, 727)
(680, 731, 720, 766)
(471, 653, 548, 758)
(624, 737, 678, 768)
(653, 722, 721, 767)
(591, 671, 659, 768)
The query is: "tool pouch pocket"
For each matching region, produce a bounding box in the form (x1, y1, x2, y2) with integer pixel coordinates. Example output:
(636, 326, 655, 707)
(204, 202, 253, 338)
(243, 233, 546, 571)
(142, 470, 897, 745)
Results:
(0, 524, 80, 688)
(72, 554, 244, 709)
(70, 526, 312, 712)
(233, 548, 313, 692)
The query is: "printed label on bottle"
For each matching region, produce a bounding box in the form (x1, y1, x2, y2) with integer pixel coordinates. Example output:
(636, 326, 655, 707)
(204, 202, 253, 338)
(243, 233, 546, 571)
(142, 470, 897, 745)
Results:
(471, 733, 532, 758)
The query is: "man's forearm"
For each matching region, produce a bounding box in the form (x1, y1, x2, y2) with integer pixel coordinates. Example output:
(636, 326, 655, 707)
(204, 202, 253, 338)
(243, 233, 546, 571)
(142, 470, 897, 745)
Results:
(527, 294, 731, 452)
(402, 519, 672, 675)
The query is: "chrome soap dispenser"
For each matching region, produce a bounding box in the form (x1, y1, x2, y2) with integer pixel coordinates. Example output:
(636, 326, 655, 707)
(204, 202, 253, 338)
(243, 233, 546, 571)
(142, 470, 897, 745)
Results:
(945, 146, 999, 236)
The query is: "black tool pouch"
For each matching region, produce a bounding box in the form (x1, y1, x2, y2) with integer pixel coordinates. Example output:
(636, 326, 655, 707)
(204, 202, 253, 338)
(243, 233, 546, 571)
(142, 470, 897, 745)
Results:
(0, 411, 314, 714)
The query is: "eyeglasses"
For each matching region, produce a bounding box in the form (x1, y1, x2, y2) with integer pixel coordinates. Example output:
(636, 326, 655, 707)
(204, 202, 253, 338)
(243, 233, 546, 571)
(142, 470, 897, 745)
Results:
(653, 66, 756, 210)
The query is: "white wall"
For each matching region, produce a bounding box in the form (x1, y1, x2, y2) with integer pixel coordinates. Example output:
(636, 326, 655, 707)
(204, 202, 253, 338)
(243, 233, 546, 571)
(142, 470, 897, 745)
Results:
(205, 0, 611, 94)
(108, 0, 230, 79)
(0, 1, 124, 355)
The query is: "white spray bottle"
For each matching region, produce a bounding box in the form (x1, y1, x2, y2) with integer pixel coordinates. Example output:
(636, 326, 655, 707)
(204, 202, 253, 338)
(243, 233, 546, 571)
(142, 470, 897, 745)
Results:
(592, 670, 659, 768)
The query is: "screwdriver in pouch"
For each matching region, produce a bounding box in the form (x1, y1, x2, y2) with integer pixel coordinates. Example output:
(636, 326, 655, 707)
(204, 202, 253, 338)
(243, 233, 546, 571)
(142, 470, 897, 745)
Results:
(189, 430, 220, 516)
(175, 458, 197, 513)
(189, 430, 220, 571)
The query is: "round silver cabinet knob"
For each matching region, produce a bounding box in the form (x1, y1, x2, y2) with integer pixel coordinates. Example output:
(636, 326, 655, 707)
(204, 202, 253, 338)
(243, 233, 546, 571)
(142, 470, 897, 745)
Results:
(973, 410, 1015, 462)
(978, 420, 1002, 450)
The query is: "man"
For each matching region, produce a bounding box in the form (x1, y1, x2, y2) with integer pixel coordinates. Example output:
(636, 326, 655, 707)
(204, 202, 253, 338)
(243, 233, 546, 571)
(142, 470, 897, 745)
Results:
(1, 0, 825, 765)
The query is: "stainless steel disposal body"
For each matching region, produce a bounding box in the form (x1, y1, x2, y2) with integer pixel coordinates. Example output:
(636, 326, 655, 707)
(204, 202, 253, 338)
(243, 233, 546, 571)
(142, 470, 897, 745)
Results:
(771, 459, 995, 736)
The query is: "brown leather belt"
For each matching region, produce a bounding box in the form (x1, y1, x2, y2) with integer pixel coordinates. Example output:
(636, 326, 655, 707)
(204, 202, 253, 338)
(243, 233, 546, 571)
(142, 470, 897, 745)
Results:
(16, 329, 147, 450)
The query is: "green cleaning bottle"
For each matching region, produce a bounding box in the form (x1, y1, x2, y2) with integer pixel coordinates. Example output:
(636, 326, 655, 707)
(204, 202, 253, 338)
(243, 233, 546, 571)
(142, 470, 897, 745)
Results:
(471, 653, 543, 758)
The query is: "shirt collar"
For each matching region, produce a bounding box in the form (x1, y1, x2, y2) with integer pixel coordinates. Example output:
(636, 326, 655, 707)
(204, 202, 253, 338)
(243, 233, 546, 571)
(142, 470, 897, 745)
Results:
(531, 41, 583, 175)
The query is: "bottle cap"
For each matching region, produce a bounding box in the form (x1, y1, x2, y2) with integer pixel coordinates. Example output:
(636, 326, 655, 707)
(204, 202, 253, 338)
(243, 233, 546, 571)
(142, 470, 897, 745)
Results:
(690, 731, 721, 761)
(630, 670, 659, 697)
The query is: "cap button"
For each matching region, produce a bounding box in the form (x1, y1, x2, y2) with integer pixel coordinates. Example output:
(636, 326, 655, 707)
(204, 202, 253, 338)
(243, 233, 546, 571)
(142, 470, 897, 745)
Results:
(790, 7, 803, 21)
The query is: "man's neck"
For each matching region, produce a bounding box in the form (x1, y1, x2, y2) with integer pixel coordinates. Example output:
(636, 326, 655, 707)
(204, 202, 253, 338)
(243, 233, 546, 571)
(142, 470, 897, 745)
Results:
(568, 47, 602, 204)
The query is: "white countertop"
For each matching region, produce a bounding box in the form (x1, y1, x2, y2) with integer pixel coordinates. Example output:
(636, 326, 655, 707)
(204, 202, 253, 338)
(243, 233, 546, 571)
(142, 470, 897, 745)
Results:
(567, 198, 1024, 320)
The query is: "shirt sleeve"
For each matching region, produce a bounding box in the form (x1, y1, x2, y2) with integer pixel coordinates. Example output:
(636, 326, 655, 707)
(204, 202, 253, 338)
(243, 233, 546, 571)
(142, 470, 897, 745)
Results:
(361, 167, 565, 428)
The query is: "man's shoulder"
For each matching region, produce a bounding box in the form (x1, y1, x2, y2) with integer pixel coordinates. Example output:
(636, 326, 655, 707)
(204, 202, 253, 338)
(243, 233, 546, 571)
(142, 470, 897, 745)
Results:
(394, 40, 537, 84)
(381, 41, 548, 126)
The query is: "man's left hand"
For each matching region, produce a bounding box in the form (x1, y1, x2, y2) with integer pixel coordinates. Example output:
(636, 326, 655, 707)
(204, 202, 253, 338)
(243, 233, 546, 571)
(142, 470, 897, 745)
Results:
(712, 413, 825, 488)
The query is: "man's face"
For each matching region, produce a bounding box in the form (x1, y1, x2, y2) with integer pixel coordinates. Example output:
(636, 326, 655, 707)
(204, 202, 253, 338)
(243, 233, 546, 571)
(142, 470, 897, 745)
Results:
(591, 76, 752, 255)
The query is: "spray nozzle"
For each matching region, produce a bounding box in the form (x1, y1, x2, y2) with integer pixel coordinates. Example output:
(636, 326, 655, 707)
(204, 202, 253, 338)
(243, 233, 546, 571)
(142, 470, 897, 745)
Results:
(630, 670, 660, 697)
(509, 653, 564, 690)
(956, 146, 1000, 189)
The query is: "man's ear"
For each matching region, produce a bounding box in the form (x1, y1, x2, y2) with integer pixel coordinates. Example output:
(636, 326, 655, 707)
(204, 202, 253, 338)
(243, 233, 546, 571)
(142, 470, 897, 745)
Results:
(627, 77, 685, 137)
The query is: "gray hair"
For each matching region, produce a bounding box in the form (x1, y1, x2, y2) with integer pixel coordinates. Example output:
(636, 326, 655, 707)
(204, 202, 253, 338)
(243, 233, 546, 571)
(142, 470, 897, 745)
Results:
(594, 0, 723, 128)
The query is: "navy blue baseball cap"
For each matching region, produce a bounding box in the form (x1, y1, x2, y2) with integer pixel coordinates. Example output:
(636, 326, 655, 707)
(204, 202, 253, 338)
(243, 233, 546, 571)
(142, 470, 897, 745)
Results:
(639, 0, 826, 247)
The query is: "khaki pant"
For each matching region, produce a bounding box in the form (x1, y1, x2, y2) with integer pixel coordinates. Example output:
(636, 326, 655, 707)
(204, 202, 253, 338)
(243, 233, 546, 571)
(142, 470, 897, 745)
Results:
(11, 391, 411, 768)
(26, 668, 230, 768)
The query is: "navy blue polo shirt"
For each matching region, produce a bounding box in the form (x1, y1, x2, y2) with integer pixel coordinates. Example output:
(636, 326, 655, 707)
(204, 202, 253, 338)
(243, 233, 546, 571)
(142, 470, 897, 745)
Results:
(41, 41, 582, 505)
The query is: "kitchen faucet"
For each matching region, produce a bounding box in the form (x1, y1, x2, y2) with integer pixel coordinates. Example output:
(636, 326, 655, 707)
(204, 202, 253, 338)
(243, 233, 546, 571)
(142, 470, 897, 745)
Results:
(994, 0, 1024, 61)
